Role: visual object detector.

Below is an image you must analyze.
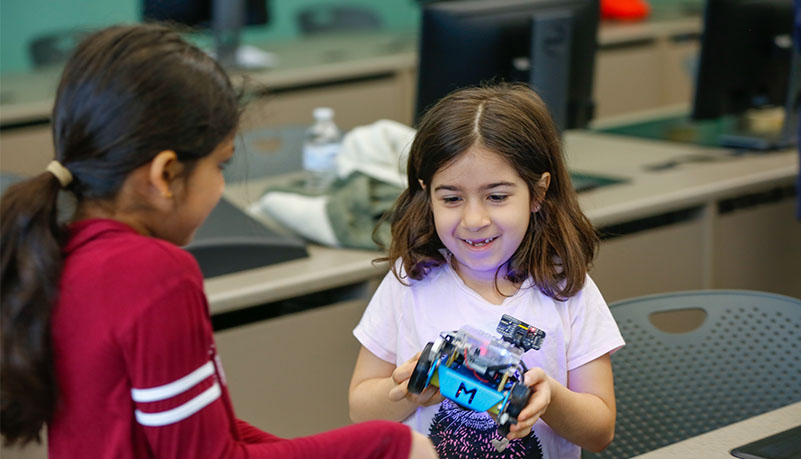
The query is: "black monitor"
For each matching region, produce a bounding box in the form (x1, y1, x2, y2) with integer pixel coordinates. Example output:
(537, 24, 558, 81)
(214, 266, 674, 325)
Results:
(415, 0, 600, 131)
(142, 0, 272, 69)
(691, 0, 799, 150)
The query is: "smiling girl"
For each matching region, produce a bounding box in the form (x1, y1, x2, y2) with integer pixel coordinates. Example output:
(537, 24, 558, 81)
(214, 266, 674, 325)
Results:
(348, 83, 625, 459)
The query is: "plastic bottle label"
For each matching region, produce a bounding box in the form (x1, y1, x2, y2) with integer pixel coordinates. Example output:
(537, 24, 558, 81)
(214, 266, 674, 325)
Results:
(303, 143, 339, 172)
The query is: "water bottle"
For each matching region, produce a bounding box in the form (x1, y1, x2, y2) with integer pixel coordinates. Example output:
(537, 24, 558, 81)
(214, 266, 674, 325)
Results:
(302, 107, 342, 192)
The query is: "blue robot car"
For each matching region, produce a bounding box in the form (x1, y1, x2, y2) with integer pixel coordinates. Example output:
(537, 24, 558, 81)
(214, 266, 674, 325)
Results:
(407, 314, 546, 436)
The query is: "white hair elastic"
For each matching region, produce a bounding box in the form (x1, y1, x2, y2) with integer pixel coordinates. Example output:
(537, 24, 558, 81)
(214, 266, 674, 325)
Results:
(46, 160, 73, 188)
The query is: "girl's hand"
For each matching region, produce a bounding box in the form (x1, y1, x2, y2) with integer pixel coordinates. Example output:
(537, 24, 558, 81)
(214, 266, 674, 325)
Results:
(506, 367, 552, 440)
(387, 352, 445, 407)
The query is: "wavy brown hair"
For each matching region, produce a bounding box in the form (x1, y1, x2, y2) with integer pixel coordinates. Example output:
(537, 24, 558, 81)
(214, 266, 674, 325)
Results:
(1, 24, 241, 446)
(378, 83, 597, 300)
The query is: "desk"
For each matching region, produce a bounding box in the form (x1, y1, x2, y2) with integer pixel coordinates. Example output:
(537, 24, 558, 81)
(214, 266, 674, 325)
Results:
(568, 131, 799, 302)
(632, 401, 801, 458)
(209, 127, 800, 312)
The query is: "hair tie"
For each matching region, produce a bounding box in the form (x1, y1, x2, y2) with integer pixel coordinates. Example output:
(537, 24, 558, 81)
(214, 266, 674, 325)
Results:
(46, 160, 73, 188)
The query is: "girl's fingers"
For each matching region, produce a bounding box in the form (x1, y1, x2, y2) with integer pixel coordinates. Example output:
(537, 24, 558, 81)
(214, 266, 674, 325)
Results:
(392, 367, 410, 385)
(416, 386, 435, 403)
(389, 352, 445, 407)
(518, 395, 548, 420)
(507, 425, 532, 440)
(388, 372, 444, 407)
(508, 409, 539, 432)
(388, 379, 409, 401)
(392, 351, 423, 384)
(523, 367, 547, 387)
(506, 405, 545, 439)
(503, 366, 551, 439)
(417, 386, 444, 406)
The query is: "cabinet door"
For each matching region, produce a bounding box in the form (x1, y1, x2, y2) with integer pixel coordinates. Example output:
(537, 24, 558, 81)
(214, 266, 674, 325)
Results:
(214, 299, 368, 437)
(713, 195, 801, 299)
(0, 125, 53, 177)
(591, 217, 706, 303)
(594, 41, 663, 119)
(242, 76, 408, 132)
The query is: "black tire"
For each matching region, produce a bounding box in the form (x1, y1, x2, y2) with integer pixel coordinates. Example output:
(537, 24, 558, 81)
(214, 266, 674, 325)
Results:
(497, 383, 530, 435)
(408, 342, 434, 394)
(505, 383, 530, 419)
(497, 422, 511, 437)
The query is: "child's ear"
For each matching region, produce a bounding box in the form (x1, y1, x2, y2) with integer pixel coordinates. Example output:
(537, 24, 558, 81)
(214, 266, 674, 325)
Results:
(149, 150, 180, 198)
(531, 172, 551, 212)
(418, 179, 426, 190)
(537, 172, 551, 193)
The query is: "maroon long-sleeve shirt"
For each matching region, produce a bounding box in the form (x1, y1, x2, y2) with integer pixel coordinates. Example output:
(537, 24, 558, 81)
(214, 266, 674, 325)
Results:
(49, 219, 410, 458)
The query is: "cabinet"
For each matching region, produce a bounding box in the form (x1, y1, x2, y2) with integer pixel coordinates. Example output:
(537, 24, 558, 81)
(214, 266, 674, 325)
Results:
(591, 210, 707, 303)
(214, 298, 369, 437)
(241, 73, 412, 132)
(590, 189, 801, 304)
(593, 17, 701, 120)
(0, 124, 52, 177)
(713, 189, 801, 299)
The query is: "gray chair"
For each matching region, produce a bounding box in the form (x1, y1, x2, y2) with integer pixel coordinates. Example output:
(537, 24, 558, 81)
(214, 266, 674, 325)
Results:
(586, 290, 801, 458)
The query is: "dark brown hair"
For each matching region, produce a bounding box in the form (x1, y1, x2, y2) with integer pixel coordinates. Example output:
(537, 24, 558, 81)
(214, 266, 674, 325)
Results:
(380, 83, 598, 300)
(1, 23, 241, 446)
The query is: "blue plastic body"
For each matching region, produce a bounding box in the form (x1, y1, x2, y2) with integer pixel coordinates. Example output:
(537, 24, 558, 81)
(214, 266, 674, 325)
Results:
(438, 365, 507, 411)
(425, 355, 511, 414)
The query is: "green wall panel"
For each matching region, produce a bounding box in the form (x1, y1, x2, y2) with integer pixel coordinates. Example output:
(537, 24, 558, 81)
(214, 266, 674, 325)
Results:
(0, 0, 420, 74)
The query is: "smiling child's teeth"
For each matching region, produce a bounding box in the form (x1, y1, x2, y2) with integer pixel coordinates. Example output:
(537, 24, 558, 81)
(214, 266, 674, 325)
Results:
(466, 237, 494, 246)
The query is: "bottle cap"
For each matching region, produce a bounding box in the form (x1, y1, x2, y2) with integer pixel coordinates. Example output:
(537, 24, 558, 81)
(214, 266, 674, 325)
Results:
(313, 107, 334, 120)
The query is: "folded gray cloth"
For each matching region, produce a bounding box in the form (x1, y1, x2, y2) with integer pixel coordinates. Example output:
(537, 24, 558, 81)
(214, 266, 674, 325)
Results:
(248, 119, 414, 249)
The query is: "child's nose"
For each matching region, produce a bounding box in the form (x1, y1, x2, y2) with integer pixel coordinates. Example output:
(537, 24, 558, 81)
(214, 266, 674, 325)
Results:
(462, 202, 490, 230)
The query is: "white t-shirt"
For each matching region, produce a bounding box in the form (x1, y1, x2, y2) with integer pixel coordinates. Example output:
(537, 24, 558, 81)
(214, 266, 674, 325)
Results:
(354, 259, 625, 459)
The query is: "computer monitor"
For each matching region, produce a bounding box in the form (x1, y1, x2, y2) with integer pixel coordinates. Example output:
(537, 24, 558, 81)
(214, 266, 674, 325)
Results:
(415, 0, 599, 131)
(142, 0, 272, 69)
(691, 0, 799, 150)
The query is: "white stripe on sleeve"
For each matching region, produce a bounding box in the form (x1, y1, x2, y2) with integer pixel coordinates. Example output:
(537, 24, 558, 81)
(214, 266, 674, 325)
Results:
(134, 382, 221, 426)
(131, 361, 215, 403)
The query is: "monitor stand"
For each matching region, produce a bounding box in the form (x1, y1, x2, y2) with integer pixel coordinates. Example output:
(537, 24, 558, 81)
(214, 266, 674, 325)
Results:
(528, 9, 573, 133)
(212, 0, 275, 70)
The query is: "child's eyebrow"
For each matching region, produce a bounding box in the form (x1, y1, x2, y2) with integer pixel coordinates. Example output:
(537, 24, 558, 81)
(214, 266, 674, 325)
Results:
(482, 181, 517, 190)
(433, 181, 517, 192)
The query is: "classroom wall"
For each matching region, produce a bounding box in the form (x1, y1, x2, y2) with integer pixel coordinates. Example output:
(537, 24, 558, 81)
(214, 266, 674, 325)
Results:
(0, 0, 420, 75)
(0, 0, 701, 75)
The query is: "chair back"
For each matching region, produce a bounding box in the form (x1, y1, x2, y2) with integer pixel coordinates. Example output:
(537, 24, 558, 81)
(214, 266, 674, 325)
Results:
(587, 290, 801, 458)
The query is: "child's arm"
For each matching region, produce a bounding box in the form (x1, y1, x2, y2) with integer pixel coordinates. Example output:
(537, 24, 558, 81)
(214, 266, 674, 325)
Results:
(349, 346, 444, 423)
(509, 353, 616, 452)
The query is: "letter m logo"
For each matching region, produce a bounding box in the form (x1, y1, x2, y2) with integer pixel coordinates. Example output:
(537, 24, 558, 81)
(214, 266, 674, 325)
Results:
(455, 382, 477, 405)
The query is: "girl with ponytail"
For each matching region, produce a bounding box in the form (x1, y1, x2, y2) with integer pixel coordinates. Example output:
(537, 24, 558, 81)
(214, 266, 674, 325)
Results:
(1, 23, 434, 459)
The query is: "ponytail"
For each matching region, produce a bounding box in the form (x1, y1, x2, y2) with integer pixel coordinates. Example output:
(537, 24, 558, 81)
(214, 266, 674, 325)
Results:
(1, 173, 65, 445)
